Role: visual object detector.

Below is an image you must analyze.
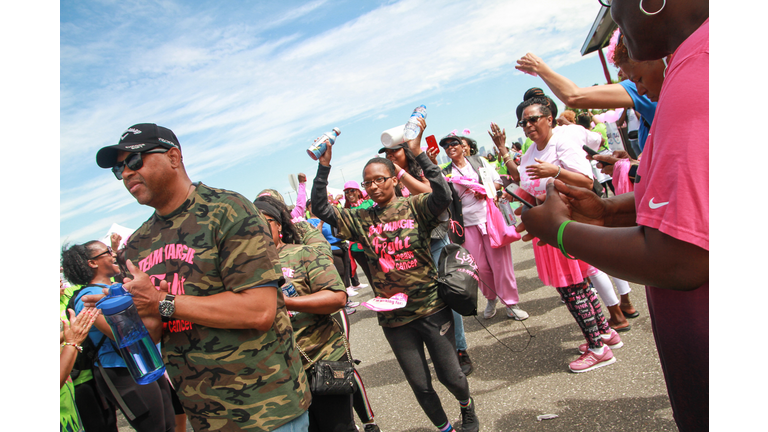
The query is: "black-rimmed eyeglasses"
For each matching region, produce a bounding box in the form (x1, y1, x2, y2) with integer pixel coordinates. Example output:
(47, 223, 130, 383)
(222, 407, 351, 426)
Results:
(361, 176, 393, 188)
(89, 246, 113, 260)
(598, 0, 611, 7)
(111, 148, 170, 180)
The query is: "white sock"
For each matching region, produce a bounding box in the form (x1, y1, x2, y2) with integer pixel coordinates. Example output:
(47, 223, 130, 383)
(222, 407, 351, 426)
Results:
(589, 345, 605, 355)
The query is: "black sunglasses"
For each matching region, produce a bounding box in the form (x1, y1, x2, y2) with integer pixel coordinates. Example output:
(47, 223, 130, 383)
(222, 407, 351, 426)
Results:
(598, 0, 611, 7)
(439, 140, 462, 149)
(89, 246, 113, 260)
(112, 148, 170, 180)
(517, 115, 545, 128)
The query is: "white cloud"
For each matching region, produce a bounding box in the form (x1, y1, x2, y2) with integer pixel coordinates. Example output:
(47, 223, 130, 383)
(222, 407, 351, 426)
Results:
(61, 0, 604, 244)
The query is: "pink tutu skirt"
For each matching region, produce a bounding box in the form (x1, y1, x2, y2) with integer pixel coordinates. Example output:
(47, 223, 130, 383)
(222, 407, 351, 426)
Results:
(532, 240, 596, 288)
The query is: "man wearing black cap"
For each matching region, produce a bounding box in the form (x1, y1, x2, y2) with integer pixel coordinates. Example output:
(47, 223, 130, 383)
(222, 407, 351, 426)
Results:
(87, 123, 312, 431)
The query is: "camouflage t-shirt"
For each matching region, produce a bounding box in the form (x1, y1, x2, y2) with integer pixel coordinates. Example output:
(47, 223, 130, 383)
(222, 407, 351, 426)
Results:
(125, 183, 311, 432)
(294, 220, 332, 259)
(278, 243, 348, 367)
(331, 193, 446, 327)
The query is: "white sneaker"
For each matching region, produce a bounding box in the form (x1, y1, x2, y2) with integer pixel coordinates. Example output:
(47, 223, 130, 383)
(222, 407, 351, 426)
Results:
(352, 283, 368, 289)
(483, 299, 498, 319)
(506, 304, 529, 321)
(346, 288, 359, 297)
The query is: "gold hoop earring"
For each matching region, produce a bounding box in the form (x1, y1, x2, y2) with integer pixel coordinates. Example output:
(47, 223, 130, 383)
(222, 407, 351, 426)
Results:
(640, 0, 665, 16)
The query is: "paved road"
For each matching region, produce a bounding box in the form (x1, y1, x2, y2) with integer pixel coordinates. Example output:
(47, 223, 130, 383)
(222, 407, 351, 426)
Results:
(119, 238, 677, 431)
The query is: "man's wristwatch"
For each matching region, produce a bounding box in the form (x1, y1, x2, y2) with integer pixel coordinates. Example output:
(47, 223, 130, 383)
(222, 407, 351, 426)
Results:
(159, 294, 176, 321)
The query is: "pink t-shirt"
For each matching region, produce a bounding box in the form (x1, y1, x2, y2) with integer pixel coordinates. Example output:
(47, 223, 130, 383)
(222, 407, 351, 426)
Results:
(519, 125, 599, 196)
(633, 21, 709, 252)
(635, 20, 709, 432)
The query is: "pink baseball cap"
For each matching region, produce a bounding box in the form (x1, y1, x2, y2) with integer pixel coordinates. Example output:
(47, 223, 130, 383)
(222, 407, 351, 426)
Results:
(343, 181, 361, 191)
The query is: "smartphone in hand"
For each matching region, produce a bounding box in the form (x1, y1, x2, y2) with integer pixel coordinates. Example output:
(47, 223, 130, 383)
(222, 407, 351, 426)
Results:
(582, 145, 612, 165)
(504, 183, 535, 209)
(426, 135, 439, 153)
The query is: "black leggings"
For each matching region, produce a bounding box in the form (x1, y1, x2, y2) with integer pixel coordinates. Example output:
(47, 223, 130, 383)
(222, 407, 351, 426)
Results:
(350, 249, 376, 291)
(93, 366, 176, 432)
(382, 307, 470, 427)
(74, 377, 118, 432)
(332, 246, 352, 288)
(332, 310, 376, 425)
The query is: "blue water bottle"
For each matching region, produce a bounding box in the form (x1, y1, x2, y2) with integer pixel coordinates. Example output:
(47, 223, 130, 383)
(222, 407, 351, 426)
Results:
(96, 283, 166, 385)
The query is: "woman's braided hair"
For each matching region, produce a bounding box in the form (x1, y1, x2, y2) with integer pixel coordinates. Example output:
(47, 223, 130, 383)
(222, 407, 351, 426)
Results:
(61, 240, 103, 286)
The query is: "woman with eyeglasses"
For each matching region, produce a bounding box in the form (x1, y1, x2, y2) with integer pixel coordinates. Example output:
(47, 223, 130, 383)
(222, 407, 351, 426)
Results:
(310, 117, 480, 432)
(61, 241, 176, 432)
(253, 196, 357, 432)
(380, 136, 474, 376)
(441, 133, 528, 322)
(503, 94, 626, 373)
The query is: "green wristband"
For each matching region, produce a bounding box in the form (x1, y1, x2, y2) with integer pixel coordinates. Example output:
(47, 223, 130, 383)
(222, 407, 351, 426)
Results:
(557, 220, 577, 260)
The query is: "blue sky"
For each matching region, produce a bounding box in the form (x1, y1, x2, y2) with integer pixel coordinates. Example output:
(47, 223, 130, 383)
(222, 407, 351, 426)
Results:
(60, 0, 617, 246)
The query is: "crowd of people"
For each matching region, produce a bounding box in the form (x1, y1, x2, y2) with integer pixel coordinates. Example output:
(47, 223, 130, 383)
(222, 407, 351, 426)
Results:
(60, 1, 708, 431)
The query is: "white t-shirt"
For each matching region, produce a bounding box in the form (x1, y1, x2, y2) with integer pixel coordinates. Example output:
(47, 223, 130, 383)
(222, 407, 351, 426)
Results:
(519, 125, 599, 196)
(450, 157, 501, 227)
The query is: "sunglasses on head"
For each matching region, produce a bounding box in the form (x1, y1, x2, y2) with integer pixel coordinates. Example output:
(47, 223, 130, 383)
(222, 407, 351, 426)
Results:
(517, 115, 545, 128)
(112, 148, 170, 180)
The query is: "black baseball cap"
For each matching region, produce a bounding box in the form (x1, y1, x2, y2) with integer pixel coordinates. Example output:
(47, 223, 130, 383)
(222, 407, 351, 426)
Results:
(377, 142, 407, 154)
(438, 135, 462, 148)
(96, 123, 181, 168)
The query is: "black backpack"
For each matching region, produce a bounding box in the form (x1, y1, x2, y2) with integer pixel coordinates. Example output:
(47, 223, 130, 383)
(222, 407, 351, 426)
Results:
(65, 284, 108, 379)
(436, 243, 478, 316)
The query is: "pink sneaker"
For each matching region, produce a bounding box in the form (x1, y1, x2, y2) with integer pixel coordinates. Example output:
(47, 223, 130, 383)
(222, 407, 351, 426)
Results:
(578, 329, 623, 354)
(569, 346, 616, 373)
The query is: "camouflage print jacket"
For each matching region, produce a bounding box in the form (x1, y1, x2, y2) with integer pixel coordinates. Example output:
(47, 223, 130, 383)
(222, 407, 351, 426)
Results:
(125, 183, 311, 432)
(278, 243, 348, 367)
(311, 153, 453, 327)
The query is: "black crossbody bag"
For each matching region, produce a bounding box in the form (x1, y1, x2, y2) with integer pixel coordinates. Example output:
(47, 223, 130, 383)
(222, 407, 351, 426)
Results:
(295, 321, 355, 396)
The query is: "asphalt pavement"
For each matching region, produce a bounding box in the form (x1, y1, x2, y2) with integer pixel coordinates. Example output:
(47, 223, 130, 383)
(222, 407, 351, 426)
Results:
(119, 238, 677, 431)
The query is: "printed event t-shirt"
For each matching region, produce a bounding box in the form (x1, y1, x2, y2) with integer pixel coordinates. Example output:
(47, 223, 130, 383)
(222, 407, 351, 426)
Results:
(125, 182, 311, 432)
(279, 243, 347, 367)
(331, 193, 445, 327)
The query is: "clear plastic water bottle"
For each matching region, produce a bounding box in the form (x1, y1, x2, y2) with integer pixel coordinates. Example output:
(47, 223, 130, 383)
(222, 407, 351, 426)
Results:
(96, 283, 166, 385)
(403, 105, 427, 140)
(307, 127, 341, 161)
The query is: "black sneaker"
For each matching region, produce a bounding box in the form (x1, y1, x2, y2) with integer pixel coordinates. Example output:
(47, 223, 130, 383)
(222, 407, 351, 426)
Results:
(457, 350, 473, 376)
(459, 398, 479, 432)
(363, 424, 381, 432)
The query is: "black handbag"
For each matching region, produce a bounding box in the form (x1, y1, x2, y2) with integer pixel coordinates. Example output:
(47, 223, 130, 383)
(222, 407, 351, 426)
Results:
(296, 325, 355, 396)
